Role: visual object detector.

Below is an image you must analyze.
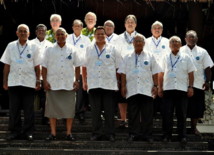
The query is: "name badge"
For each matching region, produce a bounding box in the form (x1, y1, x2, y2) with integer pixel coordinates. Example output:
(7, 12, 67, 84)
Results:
(16, 59, 24, 64)
(133, 68, 139, 74)
(127, 45, 133, 51)
(95, 60, 102, 66)
(168, 71, 176, 78)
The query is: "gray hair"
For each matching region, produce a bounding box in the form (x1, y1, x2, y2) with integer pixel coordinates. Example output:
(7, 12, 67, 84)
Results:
(73, 19, 83, 27)
(17, 24, 29, 32)
(56, 27, 67, 35)
(186, 30, 197, 38)
(50, 14, 62, 22)
(84, 12, 97, 22)
(104, 20, 115, 27)
(125, 14, 137, 24)
(151, 21, 163, 29)
(36, 24, 47, 31)
(133, 34, 146, 42)
(169, 36, 182, 44)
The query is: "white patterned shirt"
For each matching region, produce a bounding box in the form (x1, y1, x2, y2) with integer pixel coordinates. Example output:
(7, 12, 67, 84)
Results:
(83, 43, 122, 91)
(31, 38, 53, 60)
(160, 51, 196, 92)
(0, 40, 40, 88)
(67, 33, 91, 58)
(144, 36, 170, 64)
(116, 31, 138, 58)
(118, 51, 161, 99)
(180, 45, 214, 89)
(42, 43, 82, 90)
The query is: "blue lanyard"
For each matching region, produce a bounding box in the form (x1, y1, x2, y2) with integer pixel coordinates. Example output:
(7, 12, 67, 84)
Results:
(124, 31, 136, 44)
(135, 54, 139, 68)
(94, 44, 106, 59)
(72, 34, 81, 46)
(152, 37, 162, 48)
(17, 42, 28, 58)
(106, 35, 113, 43)
(170, 54, 180, 70)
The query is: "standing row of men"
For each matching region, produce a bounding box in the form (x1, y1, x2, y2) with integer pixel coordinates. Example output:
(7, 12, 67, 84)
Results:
(1, 12, 213, 143)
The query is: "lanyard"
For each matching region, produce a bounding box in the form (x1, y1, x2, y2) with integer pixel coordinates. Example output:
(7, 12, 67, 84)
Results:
(106, 34, 113, 43)
(170, 54, 180, 70)
(17, 42, 28, 58)
(135, 54, 140, 68)
(152, 37, 162, 48)
(72, 34, 81, 46)
(124, 31, 136, 44)
(94, 44, 106, 59)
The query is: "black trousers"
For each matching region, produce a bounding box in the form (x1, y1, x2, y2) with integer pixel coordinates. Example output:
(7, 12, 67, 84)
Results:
(88, 88, 115, 136)
(127, 94, 153, 139)
(75, 75, 89, 117)
(162, 90, 188, 138)
(8, 86, 35, 135)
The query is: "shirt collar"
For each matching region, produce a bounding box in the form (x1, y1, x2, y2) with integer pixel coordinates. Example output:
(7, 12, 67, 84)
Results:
(125, 31, 136, 38)
(152, 36, 162, 42)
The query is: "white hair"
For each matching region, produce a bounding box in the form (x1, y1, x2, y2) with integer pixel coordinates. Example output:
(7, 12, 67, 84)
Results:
(169, 36, 182, 44)
(151, 21, 163, 29)
(84, 12, 97, 22)
(56, 27, 67, 35)
(73, 19, 83, 27)
(50, 14, 62, 22)
(186, 30, 197, 38)
(104, 20, 115, 27)
(17, 24, 29, 32)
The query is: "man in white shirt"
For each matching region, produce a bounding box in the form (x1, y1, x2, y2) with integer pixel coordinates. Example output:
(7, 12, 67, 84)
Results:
(180, 30, 213, 136)
(116, 14, 138, 128)
(31, 24, 52, 125)
(144, 21, 170, 118)
(118, 34, 160, 142)
(82, 26, 122, 141)
(0, 24, 40, 141)
(42, 28, 81, 141)
(67, 19, 91, 123)
(104, 20, 119, 45)
(158, 36, 196, 143)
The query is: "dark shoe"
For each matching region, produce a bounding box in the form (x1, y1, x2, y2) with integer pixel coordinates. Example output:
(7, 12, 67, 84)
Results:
(119, 121, 128, 128)
(147, 138, 154, 144)
(90, 134, 102, 141)
(192, 128, 201, 136)
(65, 134, 76, 141)
(180, 137, 187, 144)
(109, 134, 115, 142)
(7, 134, 19, 141)
(26, 134, 33, 141)
(46, 134, 56, 141)
(162, 137, 171, 143)
(128, 134, 137, 141)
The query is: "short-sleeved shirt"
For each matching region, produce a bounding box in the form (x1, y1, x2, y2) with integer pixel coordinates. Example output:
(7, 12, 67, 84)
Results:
(180, 45, 214, 90)
(160, 51, 196, 92)
(118, 51, 161, 99)
(31, 38, 53, 60)
(42, 43, 82, 90)
(46, 29, 56, 43)
(83, 43, 122, 91)
(105, 33, 119, 45)
(0, 40, 40, 88)
(66, 33, 91, 58)
(81, 27, 96, 41)
(116, 31, 138, 58)
(144, 36, 170, 64)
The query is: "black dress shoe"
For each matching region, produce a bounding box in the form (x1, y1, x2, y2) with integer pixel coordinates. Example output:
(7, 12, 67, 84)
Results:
(180, 137, 187, 144)
(46, 134, 56, 141)
(7, 134, 19, 141)
(128, 134, 137, 141)
(90, 134, 102, 141)
(26, 135, 33, 141)
(162, 137, 171, 143)
(65, 134, 76, 141)
(109, 134, 115, 142)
